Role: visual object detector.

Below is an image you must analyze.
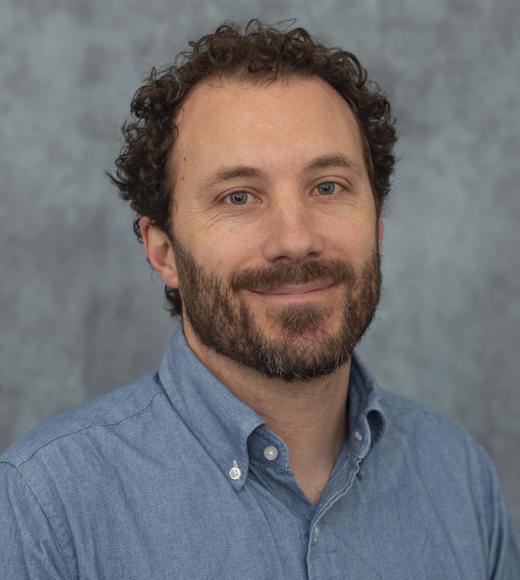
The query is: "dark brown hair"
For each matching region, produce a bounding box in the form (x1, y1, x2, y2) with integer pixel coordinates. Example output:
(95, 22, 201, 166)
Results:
(108, 18, 397, 317)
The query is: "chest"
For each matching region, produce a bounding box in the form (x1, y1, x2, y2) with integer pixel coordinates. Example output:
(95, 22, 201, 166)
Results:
(58, 457, 488, 580)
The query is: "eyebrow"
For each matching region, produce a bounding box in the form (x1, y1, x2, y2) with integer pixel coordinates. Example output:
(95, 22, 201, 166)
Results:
(198, 153, 363, 192)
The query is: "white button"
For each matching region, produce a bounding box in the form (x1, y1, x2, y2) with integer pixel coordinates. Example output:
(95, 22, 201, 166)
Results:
(312, 525, 320, 543)
(229, 460, 241, 480)
(263, 445, 279, 461)
(354, 431, 362, 441)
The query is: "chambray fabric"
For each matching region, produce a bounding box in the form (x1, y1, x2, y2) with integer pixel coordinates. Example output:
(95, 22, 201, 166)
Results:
(1, 324, 519, 579)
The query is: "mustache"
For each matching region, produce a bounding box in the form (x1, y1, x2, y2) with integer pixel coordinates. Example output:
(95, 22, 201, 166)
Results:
(230, 259, 357, 292)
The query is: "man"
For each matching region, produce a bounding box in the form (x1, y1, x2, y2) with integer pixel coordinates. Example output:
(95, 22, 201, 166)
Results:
(1, 18, 518, 579)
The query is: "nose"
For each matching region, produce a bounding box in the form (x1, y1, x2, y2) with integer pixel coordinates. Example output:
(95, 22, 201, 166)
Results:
(262, 193, 324, 262)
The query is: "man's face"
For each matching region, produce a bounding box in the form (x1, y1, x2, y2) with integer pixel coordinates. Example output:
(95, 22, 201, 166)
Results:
(166, 76, 382, 382)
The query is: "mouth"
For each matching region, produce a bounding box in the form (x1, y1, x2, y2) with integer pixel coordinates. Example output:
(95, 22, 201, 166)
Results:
(250, 280, 336, 297)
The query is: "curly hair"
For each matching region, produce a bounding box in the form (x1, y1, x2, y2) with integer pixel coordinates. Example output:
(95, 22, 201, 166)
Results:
(108, 18, 397, 318)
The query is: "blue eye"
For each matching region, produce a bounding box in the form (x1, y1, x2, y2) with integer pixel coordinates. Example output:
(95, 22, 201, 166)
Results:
(226, 191, 250, 205)
(316, 182, 337, 195)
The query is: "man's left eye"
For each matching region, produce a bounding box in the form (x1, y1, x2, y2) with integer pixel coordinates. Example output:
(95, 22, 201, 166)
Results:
(316, 182, 339, 196)
(225, 191, 251, 205)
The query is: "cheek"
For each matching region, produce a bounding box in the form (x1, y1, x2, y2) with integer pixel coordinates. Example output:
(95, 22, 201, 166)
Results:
(195, 233, 255, 276)
(336, 226, 377, 261)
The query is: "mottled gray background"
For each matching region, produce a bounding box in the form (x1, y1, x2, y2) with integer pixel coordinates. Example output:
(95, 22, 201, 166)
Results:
(1, 0, 519, 539)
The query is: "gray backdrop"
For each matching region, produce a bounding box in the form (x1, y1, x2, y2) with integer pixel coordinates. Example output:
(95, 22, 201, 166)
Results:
(1, 0, 519, 539)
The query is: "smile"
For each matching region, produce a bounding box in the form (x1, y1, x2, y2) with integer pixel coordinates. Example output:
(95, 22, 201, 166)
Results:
(249, 282, 337, 301)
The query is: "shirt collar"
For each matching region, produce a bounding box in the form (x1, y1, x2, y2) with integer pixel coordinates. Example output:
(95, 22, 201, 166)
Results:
(158, 322, 387, 490)
(158, 322, 264, 491)
(346, 351, 387, 459)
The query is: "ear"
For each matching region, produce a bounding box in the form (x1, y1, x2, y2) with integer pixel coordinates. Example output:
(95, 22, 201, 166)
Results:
(139, 217, 179, 289)
(377, 218, 384, 253)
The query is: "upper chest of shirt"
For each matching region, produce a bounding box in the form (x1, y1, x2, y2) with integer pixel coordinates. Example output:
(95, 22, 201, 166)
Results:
(4, 323, 497, 579)
(156, 323, 386, 516)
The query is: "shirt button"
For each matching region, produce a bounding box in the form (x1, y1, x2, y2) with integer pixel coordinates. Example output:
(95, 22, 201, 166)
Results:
(353, 430, 363, 442)
(263, 445, 279, 461)
(229, 460, 241, 481)
(312, 525, 320, 543)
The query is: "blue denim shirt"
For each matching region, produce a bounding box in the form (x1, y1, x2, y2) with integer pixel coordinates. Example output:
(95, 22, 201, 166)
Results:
(1, 323, 519, 579)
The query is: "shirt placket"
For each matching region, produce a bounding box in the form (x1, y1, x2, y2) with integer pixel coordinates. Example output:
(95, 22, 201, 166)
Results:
(306, 452, 363, 580)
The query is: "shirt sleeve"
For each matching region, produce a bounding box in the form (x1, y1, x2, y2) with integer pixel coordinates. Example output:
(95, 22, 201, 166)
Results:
(481, 449, 520, 579)
(0, 461, 72, 579)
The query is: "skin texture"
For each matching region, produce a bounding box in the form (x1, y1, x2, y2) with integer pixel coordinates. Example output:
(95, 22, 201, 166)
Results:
(141, 76, 384, 503)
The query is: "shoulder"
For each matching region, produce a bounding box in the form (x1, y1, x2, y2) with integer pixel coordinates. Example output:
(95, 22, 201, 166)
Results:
(377, 387, 478, 444)
(375, 388, 520, 570)
(372, 386, 502, 504)
(353, 354, 487, 464)
(0, 371, 163, 469)
(376, 386, 489, 461)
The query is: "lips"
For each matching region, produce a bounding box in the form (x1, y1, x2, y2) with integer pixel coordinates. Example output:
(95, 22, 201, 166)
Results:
(252, 281, 335, 295)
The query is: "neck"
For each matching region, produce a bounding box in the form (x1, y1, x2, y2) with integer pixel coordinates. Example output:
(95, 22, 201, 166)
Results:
(182, 319, 351, 504)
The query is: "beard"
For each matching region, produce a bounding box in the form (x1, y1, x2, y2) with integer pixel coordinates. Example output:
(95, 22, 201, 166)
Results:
(169, 230, 382, 383)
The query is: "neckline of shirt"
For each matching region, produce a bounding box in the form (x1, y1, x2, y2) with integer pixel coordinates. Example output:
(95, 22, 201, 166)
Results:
(158, 321, 387, 490)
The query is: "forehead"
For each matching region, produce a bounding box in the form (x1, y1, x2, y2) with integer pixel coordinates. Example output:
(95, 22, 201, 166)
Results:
(170, 76, 366, 180)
